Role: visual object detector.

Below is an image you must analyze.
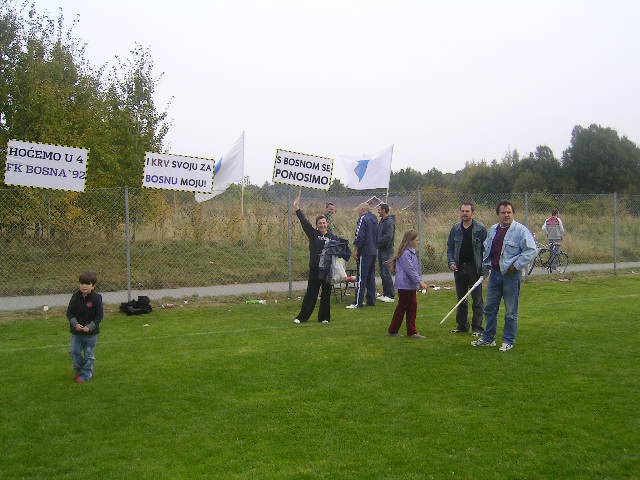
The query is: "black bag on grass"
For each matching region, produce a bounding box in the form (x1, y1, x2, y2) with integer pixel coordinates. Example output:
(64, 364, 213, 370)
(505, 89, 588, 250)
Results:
(120, 296, 153, 315)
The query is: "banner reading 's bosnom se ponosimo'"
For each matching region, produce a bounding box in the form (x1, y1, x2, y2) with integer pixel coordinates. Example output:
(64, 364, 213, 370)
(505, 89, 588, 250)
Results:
(272, 149, 333, 190)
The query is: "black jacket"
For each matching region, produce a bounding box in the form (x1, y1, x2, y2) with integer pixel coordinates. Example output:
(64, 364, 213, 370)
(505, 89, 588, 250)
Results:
(376, 214, 396, 252)
(297, 209, 339, 269)
(318, 238, 352, 283)
(66, 290, 104, 335)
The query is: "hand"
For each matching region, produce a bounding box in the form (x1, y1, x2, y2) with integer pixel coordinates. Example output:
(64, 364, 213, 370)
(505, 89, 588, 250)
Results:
(75, 324, 84, 331)
(449, 263, 458, 272)
(419, 281, 429, 291)
(507, 265, 517, 274)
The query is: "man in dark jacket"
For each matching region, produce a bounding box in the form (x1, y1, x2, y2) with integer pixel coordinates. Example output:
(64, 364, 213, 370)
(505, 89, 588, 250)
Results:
(347, 203, 378, 308)
(376, 203, 395, 303)
(446, 202, 487, 335)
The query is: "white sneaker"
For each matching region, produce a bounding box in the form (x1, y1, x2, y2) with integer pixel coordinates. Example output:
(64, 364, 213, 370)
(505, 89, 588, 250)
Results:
(293, 319, 301, 324)
(378, 295, 395, 303)
(471, 338, 496, 347)
(499, 343, 514, 352)
(321, 320, 329, 324)
(345, 304, 360, 309)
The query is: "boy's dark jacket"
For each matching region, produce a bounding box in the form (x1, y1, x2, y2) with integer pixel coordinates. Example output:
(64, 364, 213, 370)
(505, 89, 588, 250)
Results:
(67, 290, 103, 335)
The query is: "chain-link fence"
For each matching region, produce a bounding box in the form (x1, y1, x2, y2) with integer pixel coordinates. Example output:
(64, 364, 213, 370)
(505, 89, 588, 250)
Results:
(1, 187, 639, 298)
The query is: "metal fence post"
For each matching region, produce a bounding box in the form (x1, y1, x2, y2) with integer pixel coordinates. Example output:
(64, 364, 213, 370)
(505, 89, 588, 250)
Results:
(417, 189, 423, 258)
(288, 186, 293, 297)
(524, 192, 529, 228)
(124, 185, 132, 301)
(613, 192, 618, 273)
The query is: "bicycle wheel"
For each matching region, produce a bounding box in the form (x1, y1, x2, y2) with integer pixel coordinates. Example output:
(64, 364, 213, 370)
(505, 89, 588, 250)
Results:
(551, 252, 569, 274)
(528, 248, 550, 275)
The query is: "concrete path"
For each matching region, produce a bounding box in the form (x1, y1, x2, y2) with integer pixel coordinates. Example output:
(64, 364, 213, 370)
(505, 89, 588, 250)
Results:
(1, 262, 638, 312)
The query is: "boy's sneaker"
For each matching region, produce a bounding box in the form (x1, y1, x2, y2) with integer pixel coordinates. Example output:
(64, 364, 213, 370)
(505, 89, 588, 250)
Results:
(387, 332, 400, 337)
(378, 295, 395, 303)
(345, 304, 360, 309)
(472, 331, 483, 337)
(410, 333, 425, 339)
(450, 328, 468, 334)
(321, 320, 329, 324)
(471, 338, 496, 347)
(499, 343, 514, 352)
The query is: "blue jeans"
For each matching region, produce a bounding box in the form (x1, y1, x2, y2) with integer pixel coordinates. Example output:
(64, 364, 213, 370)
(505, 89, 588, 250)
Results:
(483, 270, 521, 345)
(71, 334, 97, 381)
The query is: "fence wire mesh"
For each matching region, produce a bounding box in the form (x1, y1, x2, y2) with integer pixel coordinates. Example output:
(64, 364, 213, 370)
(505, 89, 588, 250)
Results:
(1, 187, 639, 297)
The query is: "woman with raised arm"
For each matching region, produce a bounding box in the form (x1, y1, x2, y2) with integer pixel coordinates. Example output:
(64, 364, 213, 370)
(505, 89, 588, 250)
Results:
(292, 190, 350, 324)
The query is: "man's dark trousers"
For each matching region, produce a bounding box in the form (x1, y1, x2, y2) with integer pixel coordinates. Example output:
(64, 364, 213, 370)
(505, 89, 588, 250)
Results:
(454, 263, 484, 332)
(355, 254, 376, 306)
(378, 248, 394, 299)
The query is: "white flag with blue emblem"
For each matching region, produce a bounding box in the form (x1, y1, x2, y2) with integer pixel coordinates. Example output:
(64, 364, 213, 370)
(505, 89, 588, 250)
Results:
(195, 132, 245, 202)
(339, 145, 393, 190)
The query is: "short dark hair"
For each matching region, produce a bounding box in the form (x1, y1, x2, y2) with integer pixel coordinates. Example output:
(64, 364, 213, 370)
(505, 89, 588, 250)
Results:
(461, 202, 475, 212)
(315, 214, 327, 225)
(552, 209, 559, 216)
(496, 200, 515, 215)
(325, 202, 335, 208)
(378, 203, 389, 214)
(79, 271, 98, 285)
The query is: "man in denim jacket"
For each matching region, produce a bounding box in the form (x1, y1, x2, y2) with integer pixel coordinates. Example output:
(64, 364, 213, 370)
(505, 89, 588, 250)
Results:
(472, 201, 537, 352)
(447, 203, 487, 336)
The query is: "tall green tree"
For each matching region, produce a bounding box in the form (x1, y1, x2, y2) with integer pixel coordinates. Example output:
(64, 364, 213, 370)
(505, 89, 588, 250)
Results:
(562, 124, 640, 193)
(513, 146, 564, 192)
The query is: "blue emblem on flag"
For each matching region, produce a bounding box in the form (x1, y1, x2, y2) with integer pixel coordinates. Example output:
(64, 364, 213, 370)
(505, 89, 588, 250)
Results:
(214, 158, 222, 175)
(354, 160, 370, 182)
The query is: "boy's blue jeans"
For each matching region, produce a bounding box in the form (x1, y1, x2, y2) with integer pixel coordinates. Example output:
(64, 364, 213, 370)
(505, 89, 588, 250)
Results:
(71, 334, 97, 381)
(482, 269, 521, 345)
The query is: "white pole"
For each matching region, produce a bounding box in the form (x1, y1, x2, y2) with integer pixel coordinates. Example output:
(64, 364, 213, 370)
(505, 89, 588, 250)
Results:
(439, 275, 485, 325)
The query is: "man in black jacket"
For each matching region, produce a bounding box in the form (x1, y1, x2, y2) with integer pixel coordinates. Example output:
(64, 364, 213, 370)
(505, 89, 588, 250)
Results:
(376, 203, 396, 303)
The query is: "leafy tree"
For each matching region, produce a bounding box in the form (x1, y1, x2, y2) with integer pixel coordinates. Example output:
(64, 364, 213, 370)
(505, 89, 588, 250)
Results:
(0, 2, 171, 239)
(513, 146, 564, 192)
(562, 124, 640, 193)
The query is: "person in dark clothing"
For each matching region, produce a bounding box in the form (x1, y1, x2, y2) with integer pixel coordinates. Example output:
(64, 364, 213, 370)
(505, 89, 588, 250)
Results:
(66, 271, 104, 383)
(347, 202, 378, 309)
(446, 203, 487, 336)
(376, 203, 396, 303)
(292, 191, 349, 324)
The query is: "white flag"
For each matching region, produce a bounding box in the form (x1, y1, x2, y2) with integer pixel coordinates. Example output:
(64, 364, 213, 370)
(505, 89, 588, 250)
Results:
(339, 145, 393, 190)
(195, 132, 245, 202)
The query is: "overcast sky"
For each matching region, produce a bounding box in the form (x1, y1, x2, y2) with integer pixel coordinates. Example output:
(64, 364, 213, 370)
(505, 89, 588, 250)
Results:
(33, 0, 640, 185)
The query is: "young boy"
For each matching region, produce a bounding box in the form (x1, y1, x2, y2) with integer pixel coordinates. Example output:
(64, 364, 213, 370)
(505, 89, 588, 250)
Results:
(66, 272, 104, 383)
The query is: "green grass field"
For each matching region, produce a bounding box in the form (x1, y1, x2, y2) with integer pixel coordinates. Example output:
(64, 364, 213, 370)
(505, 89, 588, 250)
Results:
(1, 274, 639, 479)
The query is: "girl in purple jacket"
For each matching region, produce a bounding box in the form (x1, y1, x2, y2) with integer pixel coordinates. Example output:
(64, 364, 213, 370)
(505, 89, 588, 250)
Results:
(388, 230, 429, 338)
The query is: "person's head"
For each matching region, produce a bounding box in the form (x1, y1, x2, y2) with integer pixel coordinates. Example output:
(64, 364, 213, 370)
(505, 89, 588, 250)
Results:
(315, 214, 328, 235)
(377, 203, 390, 219)
(496, 201, 515, 226)
(78, 271, 98, 295)
(356, 202, 371, 216)
(459, 202, 475, 223)
(324, 202, 336, 216)
(552, 208, 559, 217)
(390, 230, 419, 271)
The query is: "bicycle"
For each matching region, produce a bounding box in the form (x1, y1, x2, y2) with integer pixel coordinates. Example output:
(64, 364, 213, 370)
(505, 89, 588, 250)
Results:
(528, 239, 569, 275)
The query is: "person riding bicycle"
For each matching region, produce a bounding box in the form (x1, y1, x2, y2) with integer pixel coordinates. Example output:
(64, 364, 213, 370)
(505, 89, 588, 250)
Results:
(542, 209, 564, 270)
